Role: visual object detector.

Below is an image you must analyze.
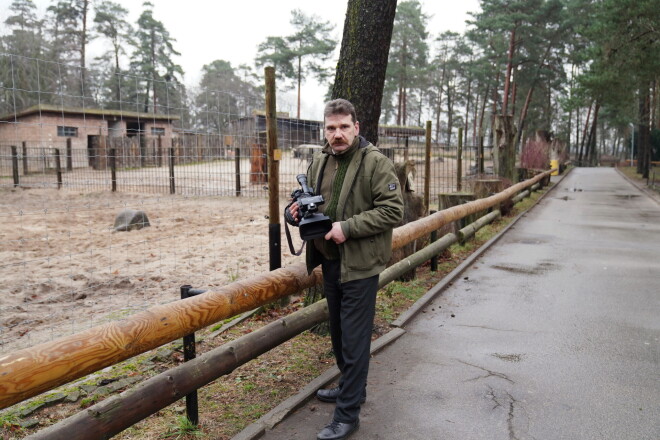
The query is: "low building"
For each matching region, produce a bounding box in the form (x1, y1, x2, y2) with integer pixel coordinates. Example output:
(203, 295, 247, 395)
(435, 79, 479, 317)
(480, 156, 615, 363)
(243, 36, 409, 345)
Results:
(0, 104, 179, 169)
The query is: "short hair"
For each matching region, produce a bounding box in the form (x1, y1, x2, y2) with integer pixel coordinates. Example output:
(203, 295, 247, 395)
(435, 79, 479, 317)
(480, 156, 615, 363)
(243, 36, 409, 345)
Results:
(324, 98, 357, 123)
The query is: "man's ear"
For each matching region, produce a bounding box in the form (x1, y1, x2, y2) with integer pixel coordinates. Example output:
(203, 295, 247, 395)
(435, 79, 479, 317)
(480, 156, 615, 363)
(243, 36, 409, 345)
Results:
(355, 121, 360, 135)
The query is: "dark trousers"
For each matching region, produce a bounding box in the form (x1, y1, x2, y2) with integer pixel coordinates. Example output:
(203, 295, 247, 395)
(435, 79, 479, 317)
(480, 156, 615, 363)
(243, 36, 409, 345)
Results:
(322, 257, 379, 423)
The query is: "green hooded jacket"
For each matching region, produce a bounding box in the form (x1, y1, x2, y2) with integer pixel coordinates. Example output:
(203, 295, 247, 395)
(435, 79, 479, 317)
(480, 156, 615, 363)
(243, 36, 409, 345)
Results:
(305, 136, 404, 282)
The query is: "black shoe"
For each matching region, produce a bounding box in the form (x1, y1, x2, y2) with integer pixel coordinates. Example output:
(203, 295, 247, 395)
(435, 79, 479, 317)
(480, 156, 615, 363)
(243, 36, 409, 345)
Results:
(316, 386, 366, 404)
(317, 419, 360, 440)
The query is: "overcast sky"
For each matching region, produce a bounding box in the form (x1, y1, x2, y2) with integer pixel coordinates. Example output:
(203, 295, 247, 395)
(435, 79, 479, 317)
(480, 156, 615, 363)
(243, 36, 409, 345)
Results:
(1, 0, 480, 118)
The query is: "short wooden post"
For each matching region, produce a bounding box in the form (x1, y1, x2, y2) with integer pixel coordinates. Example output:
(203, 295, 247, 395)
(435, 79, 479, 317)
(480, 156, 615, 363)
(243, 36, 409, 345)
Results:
(54, 148, 62, 189)
(110, 148, 117, 192)
(235, 146, 241, 196)
(11, 146, 19, 187)
(22, 142, 28, 175)
(457, 127, 463, 191)
(168, 146, 175, 194)
(424, 121, 431, 214)
(439, 192, 476, 232)
(66, 138, 72, 171)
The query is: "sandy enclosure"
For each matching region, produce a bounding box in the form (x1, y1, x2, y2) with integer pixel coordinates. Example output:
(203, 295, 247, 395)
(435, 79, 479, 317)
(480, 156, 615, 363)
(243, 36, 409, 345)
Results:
(0, 187, 303, 354)
(0, 148, 473, 355)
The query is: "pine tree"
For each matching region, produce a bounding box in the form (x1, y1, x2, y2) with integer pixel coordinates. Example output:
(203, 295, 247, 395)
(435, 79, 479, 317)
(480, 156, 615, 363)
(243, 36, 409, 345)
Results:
(93, 0, 134, 108)
(255, 9, 336, 119)
(130, 1, 184, 114)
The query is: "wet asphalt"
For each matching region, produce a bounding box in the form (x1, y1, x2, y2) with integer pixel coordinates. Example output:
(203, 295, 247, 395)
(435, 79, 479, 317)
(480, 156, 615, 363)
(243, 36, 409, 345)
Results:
(255, 168, 660, 440)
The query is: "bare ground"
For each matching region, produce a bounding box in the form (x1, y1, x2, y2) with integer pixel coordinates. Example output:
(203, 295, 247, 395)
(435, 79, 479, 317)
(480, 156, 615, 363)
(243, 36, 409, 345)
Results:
(0, 186, 301, 353)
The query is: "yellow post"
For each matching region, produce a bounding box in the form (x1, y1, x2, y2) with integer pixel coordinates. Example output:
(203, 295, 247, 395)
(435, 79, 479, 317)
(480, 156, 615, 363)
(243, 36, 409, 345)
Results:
(550, 159, 559, 176)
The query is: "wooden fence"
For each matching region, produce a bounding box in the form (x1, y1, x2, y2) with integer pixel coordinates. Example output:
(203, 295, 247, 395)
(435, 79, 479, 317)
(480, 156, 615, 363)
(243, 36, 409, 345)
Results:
(0, 170, 554, 439)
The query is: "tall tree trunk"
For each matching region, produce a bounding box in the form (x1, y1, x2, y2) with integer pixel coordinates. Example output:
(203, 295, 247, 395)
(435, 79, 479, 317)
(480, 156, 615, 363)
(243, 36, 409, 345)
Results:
(502, 27, 517, 115)
(472, 94, 480, 147)
(490, 71, 501, 149)
(578, 102, 593, 165)
(446, 90, 453, 147)
(297, 55, 302, 120)
(435, 63, 447, 144)
(637, 85, 651, 178)
(397, 86, 403, 125)
(494, 115, 516, 182)
(150, 28, 157, 113)
(332, 0, 397, 145)
(80, 0, 89, 101)
(464, 76, 472, 147)
(478, 82, 490, 146)
(114, 47, 121, 105)
(514, 86, 534, 152)
(585, 102, 600, 166)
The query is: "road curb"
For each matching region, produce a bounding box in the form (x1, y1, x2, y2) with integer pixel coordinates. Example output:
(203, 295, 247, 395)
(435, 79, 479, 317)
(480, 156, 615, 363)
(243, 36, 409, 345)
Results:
(614, 167, 660, 205)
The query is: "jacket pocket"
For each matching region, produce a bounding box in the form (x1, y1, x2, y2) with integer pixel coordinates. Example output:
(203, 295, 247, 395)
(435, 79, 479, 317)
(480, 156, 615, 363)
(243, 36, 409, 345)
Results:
(343, 235, 384, 271)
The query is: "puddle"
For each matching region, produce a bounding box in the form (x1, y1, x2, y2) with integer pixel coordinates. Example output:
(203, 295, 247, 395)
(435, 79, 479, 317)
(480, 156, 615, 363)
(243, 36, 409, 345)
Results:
(614, 194, 640, 200)
(491, 353, 525, 363)
(491, 261, 558, 275)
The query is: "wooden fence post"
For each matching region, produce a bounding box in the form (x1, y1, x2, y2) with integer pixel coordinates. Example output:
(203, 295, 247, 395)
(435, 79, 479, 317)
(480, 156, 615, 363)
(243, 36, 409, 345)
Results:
(265, 67, 281, 273)
(66, 137, 72, 171)
(110, 148, 117, 192)
(22, 141, 28, 175)
(11, 145, 19, 187)
(54, 148, 62, 189)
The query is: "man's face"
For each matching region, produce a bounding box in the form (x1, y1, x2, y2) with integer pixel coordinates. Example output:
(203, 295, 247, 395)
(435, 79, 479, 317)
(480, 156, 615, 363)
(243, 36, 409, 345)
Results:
(324, 113, 359, 154)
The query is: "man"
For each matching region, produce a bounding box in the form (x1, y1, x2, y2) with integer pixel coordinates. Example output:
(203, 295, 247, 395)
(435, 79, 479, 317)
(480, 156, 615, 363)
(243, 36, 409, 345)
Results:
(288, 99, 404, 440)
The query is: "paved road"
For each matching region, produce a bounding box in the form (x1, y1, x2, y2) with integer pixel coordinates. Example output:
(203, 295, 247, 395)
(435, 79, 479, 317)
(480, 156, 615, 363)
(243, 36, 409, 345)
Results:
(258, 168, 660, 440)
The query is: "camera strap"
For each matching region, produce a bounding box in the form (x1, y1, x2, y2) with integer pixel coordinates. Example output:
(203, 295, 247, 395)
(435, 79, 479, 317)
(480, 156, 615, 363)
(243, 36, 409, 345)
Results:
(284, 216, 306, 256)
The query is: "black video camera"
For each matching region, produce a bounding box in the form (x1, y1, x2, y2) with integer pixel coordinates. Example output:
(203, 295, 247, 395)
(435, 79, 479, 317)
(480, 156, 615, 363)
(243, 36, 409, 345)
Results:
(285, 174, 332, 241)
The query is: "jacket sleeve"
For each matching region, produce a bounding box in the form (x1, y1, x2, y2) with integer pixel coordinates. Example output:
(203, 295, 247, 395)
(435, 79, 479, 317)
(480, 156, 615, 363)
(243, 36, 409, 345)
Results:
(341, 154, 404, 239)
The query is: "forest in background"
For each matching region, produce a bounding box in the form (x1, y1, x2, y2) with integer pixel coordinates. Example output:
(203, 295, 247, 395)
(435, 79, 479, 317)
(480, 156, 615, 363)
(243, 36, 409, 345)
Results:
(1, 0, 659, 176)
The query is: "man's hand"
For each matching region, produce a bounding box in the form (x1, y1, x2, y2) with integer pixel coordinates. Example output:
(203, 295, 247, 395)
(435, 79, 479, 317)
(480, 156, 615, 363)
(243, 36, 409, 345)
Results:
(287, 202, 300, 224)
(325, 222, 346, 244)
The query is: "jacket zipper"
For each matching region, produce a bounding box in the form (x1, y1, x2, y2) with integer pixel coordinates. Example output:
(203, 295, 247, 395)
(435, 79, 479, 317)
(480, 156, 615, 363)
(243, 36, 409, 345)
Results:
(337, 148, 370, 282)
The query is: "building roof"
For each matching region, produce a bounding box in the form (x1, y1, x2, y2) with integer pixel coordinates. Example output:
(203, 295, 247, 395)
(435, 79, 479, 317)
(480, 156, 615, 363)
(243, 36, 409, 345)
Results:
(0, 104, 180, 122)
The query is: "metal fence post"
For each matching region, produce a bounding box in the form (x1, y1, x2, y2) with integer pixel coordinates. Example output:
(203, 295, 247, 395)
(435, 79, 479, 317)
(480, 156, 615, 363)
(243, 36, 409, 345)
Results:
(110, 148, 117, 192)
(424, 121, 431, 214)
(54, 148, 62, 189)
(235, 146, 241, 196)
(169, 146, 175, 194)
(66, 138, 72, 171)
(179, 285, 208, 426)
(22, 141, 28, 175)
(11, 146, 19, 187)
(457, 127, 463, 191)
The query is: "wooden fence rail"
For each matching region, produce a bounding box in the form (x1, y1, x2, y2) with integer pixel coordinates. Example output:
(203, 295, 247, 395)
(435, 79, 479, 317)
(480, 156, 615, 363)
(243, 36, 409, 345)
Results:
(0, 169, 553, 410)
